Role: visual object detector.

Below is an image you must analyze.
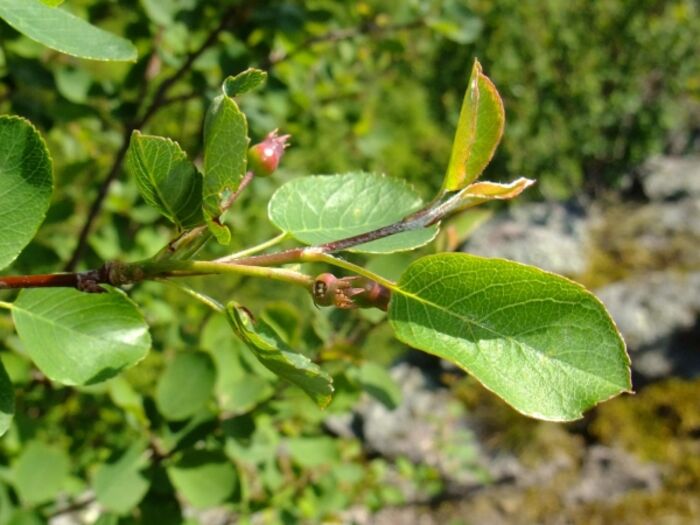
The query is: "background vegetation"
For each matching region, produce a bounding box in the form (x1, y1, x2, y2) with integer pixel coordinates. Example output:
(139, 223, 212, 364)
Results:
(0, 0, 698, 523)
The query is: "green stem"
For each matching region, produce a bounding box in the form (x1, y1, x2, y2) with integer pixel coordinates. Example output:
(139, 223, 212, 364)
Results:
(138, 260, 314, 289)
(160, 280, 224, 312)
(0, 300, 13, 311)
(218, 232, 289, 262)
(303, 252, 398, 291)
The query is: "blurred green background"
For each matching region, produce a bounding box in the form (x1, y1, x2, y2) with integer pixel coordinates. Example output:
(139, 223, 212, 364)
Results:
(1, 1, 699, 523)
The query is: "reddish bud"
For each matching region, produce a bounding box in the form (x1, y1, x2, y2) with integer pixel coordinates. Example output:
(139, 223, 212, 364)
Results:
(311, 273, 390, 310)
(312, 273, 363, 309)
(247, 129, 290, 177)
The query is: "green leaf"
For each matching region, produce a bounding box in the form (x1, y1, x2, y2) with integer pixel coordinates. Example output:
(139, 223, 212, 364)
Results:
(40, 0, 65, 6)
(223, 68, 268, 97)
(12, 288, 151, 386)
(226, 302, 334, 408)
(54, 66, 92, 103)
(140, 0, 179, 26)
(0, 358, 14, 437)
(268, 172, 439, 253)
(12, 441, 70, 505)
(0, 483, 15, 523)
(286, 436, 339, 468)
(203, 314, 275, 413)
(388, 253, 631, 421)
(167, 450, 237, 508)
(5, 510, 44, 525)
(125, 131, 204, 230)
(0, 116, 53, 271)
(202, 94, 249, 243)
(443, 59, 505, 191)
(0, 0, 137, 62)
(93, 442, 150, 514)
(156, 351, 215, 421)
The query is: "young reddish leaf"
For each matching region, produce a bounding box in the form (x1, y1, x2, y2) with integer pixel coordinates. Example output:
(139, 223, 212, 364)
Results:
(443, 59, 505, 191)
(454, 177, 536, 210)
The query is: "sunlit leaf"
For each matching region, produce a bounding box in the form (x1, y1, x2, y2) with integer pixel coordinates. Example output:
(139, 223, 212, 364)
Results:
(12, 289, 151, 385)
(0, 116, 53, 271)
(268, 172, 438, 253)
(202, 94, 249, 244)
(0, 0, 137, 61)
(389, 253, 631, 421)
(125, 131, 204, 230)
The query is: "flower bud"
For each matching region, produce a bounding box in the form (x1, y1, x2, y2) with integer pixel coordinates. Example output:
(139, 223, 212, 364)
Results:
(247, 129, 290, 177)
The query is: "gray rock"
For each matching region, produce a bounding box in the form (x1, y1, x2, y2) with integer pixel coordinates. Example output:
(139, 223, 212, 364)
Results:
(463, 201, 588, 277)
(596, 271, 700, 378)
(565, 445, 662, 505)
(327, 362, 489, 489)
(589, 197, 700, 270)
(642, 155, 700, 201)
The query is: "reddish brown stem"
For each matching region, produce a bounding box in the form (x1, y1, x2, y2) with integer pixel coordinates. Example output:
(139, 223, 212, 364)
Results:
(0, 268, 108, 292)
(221, 171, 255, 211)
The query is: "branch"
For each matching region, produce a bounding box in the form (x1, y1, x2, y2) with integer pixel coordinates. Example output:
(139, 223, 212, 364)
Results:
(0, 258, 313, 293)
(0, 268, 108, 293)
(226, 192, 453, 268)
(64, 6, 246, 271)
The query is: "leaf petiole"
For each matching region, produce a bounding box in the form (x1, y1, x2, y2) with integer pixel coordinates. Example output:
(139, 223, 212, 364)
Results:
(217, 232, 289, 262)
(160, 280, 224, 312)
(302, 251, 398, 291)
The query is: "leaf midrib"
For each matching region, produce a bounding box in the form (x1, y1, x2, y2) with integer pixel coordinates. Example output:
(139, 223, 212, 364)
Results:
(133, 139, 181, 229)
(392, 282, 625, 390)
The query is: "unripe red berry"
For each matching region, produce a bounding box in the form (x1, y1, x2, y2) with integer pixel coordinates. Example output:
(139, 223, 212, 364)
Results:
(247, 129, 290, 177)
